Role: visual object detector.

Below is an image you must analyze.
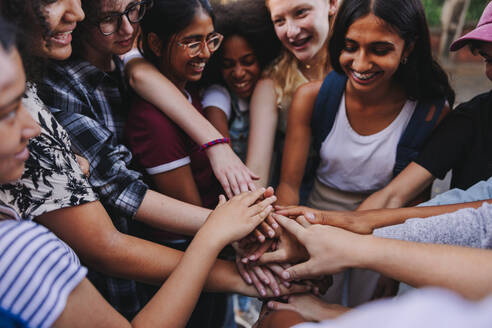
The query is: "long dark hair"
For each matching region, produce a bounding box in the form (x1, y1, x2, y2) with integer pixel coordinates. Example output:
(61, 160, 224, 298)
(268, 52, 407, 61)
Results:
(0, 0, 56, 82)
(200, 0, 281, 86)
(329, 0, 455, 106)
(139, 0, 214, 69)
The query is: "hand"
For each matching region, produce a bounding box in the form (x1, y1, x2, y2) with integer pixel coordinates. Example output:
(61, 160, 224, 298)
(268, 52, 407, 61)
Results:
(275, 205, 374, 234)
(257, 214, 309, 265)
(206, 144, 259, 198)
(252, 189, 280, 243)
(235, 255, 284, 297)
(75, 154, 90, 177)
(273, 214, 364, 281)
(267, 294, 350, 322)
(201, 189, 275, 247)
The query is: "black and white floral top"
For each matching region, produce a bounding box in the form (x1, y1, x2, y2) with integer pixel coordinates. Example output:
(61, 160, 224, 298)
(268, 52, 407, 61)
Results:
(0, 86, 97, 220)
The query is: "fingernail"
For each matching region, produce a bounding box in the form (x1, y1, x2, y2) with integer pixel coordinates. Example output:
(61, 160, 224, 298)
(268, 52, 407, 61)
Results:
(246, 277, 252, 284)
(267, 301, 274, 309)
(284, 281, 291, 288)
(274, 289, 280, 296)
(268, 230, 275, 238)
(242, 258, 249, 263)
(282, 271, 290, 280)
(260, 288, 266, 297)
(272, 223, 279, 229)
(306, 212, 315, 220)
(258, 236, 265, 242)
(249, 255, 256, 260)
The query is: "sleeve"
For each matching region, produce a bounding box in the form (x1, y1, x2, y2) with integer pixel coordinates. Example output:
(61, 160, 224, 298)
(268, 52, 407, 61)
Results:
(37, 79, 148, 219)
(201, 84, 232, 119)
(419, 177, 492, 206)
(0, 88, 98, 220)
(126, 101, 191, 175)
(374, 202, 492, 248)
(122, 48, 143, 67)
(0, 220, 87, 328)
(414, 111, 474, 180)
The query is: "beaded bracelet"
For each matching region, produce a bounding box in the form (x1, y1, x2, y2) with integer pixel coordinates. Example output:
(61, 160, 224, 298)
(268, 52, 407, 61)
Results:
(200, 137, 231, 151)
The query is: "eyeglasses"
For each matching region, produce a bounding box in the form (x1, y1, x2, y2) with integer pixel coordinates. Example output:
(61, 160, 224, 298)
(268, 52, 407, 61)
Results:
(96, 0, 153, 36)
(177, 33, 224, 57)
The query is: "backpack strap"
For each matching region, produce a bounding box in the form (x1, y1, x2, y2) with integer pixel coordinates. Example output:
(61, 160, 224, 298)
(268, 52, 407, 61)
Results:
(311, 71, 348, 154)
(393, 98, 446, 176)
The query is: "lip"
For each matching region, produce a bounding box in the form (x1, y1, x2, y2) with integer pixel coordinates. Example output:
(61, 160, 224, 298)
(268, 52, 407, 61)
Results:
(14, 147, 29, 162)
(49, 30, 73, 46)
(288, 35, 312, 51)
(189, 61, 207, 73)
(117, 38, 133, 47)
(349, 70, 382, 85)
(231, 80, 253, 95)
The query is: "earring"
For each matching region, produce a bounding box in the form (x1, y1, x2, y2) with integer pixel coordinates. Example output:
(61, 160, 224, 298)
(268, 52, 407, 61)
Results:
(401, 57, 408, 65)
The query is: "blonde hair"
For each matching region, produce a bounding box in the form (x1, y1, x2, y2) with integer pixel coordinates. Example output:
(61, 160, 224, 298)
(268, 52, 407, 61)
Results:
(263, 48, 327, 112)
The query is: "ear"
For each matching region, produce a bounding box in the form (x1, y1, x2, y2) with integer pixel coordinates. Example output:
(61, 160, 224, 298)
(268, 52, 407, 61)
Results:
(402, 41, 415, 61)
(147, 32, 163, 58)
(328, 0, 339, 17)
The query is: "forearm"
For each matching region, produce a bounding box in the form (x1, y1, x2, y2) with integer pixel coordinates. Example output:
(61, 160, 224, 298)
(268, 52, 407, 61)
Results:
(135, 189, 211, 235)
(355, 235, 492, 300)
(276, 182, 301, 206)
(361, 199, 492, 231)
(126, 59, 223, 144)
(132, 229, 224, 327)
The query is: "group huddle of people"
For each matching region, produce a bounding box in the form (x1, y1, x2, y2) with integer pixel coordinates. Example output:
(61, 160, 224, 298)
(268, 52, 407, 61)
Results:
(0, 0, 491, 327)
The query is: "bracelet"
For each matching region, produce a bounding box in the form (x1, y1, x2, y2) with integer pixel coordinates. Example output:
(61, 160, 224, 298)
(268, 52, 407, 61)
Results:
(200, 137, 231, 151)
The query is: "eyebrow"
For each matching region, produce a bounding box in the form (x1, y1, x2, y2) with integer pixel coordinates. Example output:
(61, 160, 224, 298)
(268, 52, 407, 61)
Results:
(344, 38, 395, 47)
(100, 1, 137, 16)
(0, 89, 25, 112)
(181, 32, 216, 40)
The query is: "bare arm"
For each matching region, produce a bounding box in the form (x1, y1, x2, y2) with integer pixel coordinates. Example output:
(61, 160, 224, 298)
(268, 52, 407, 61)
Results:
(358, 162, 435, 210)
(275, 214, 492, 300)
(126, 58, 257, 197)
(205, 106, 230, 139)
(151, 165, 203, 208)
(246, 78, 279, 188)
(276, 81, 321, 205)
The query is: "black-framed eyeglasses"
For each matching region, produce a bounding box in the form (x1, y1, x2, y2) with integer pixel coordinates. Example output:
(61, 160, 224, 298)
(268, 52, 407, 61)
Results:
(96, 0, 153, 36)
(177, 32, 224, 58)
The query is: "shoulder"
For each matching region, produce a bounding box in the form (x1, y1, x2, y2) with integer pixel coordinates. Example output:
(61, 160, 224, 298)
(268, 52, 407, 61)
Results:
(453, 91, 492, 116)
(295, 81, 323, 99)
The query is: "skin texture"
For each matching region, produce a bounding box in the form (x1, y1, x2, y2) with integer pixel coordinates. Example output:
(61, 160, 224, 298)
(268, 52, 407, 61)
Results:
(0, 49, 40, 184)
(33, 0, 85, 60)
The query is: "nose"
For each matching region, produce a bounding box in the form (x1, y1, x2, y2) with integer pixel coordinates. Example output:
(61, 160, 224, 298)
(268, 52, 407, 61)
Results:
(351, 50, 372, 72)
(232, 65, 245, 80)
(198, 42, 212, 59)
(19, 106, 40, 141)
(65, 0, 85, 23)
(119, 15, 135, 36)
(286, 20, 301, 40)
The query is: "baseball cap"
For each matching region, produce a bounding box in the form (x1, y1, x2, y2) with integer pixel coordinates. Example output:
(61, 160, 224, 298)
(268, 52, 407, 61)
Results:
(450, 1, 492, 51)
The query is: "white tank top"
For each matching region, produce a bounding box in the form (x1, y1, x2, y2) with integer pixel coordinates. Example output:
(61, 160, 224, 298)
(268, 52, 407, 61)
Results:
(316, 93, 417, 193)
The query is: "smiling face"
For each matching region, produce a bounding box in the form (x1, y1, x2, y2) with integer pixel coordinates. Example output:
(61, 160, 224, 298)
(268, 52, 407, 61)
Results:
(33, 0, 85, 59)
(165, 9, 215, 88)
(220, 35, 261, 100)
(88, 0, 140, 57)
(0, 48, 40, 184)
(340, 13, 411, 96)
(268, 0, 331, 63)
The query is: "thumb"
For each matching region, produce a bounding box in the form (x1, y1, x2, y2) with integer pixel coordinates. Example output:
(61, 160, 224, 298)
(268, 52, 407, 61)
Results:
(304, 211, 317, 222)
(218, 194, 227, 206)
(281, 261, 315, 281)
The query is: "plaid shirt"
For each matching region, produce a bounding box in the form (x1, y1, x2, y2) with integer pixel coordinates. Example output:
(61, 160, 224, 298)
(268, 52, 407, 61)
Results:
(37, 57, 151, 319)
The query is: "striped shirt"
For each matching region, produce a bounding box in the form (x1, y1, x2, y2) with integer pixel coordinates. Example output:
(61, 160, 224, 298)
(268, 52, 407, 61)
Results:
(0, 214, 87, 328)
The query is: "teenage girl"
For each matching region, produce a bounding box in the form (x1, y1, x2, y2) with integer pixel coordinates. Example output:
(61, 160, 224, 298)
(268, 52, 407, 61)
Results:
(275, 0, 454, 306)
(201, 0, 281, 162)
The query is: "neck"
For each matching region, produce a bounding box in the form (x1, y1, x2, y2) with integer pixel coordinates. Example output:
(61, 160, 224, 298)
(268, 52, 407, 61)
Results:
(347, 79, 405, 107)
(299, 45, 330, 81)
(83, 41, 114, 72)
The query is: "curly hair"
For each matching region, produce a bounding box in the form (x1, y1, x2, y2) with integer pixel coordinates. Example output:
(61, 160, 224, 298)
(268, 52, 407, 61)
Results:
(0, 0, 57, 82)
(200, 0, 282, 87)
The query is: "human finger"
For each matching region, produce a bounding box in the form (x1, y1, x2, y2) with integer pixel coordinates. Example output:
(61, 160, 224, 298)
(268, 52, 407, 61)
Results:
(250, 268, 267, 297)
(281, 261, 315, 281)
(258, 248, 288, 264)
(217, 194, 227, 206)
(267, 264, 291, 288)
(295, 215, 312, 228)
(259, 221, 276, 239)
(252, 265, 270, 285)
(226, 170, 241, 196)
(236, 257, 253, 285)
(267, 300, 296, 312)
(272, 213, 306, 242)
(217, 173, 233, 199)
(263, 268, 281, 296)
(266, 213, 280, 230)
(247, 239, 274, 262)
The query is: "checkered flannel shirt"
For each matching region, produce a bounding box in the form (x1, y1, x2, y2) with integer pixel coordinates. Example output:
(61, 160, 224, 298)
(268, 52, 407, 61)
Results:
(37, 56, 152, 319)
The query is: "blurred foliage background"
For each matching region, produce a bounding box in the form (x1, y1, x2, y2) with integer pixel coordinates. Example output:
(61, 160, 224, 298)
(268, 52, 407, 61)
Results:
(423, 0, 488, 26)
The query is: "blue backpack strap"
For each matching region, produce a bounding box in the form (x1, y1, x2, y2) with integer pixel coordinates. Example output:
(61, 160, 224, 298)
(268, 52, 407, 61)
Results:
(393, 98, 446, 176)
(311, 71, 347, 153)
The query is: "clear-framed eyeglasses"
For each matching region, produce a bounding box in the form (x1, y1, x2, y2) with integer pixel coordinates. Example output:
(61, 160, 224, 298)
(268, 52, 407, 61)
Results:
(177, 32, 224, 57)
(96, 0, 153, 36)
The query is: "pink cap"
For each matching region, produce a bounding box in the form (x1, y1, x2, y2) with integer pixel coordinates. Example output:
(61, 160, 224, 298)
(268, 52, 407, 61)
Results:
(450, 1, 492, 51)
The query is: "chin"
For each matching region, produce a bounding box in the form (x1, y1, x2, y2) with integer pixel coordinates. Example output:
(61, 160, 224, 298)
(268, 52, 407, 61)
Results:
(0, 166, 24, 184)
(48, 47, 73, 61)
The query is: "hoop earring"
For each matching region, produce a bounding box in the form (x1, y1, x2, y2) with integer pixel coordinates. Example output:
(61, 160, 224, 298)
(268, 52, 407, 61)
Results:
(401, 57, 408, 65)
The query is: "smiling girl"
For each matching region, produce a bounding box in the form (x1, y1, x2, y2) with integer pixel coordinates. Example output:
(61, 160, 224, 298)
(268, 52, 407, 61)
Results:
(275, 0, 454, 306)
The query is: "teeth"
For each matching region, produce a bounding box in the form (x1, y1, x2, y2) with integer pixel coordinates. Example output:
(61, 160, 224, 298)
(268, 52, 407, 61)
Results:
(52, 31, 72, 39)
(353, 71, 376, 80)
(234, 81, 249, 88)
(190, 62, 206, 69)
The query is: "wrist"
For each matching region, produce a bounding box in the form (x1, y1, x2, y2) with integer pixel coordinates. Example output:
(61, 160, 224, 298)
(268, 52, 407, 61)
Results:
(200, 138, 231, 152)
(350, 234, 377, 269)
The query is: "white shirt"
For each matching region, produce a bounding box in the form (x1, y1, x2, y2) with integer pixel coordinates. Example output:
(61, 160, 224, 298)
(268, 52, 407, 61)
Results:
(316, 94, 416, 193)
(201, 84, 248, 120)
(294, 288, 492, 328)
